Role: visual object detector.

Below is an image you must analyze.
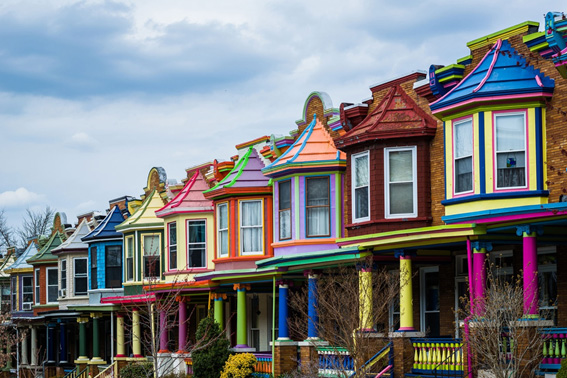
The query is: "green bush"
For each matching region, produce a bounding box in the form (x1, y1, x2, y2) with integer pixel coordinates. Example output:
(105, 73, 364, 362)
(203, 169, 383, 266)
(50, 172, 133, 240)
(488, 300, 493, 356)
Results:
(120, 362, 154, 378)
(220, 353, 257, 378)
(192, 315, 231, 378)
(557, 358, 567, 378)
(161, 372, 188, 378)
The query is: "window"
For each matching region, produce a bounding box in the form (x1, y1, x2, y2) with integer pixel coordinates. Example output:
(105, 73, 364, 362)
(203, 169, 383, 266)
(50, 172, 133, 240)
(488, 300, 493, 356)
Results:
(11, 277, 16, 311)
(494, 112, 526, 189)
(106, 245, 122, 288)
(74, 258, 88, 296)
(306, 177, 330, 237)
(491, 251, 513, 284)
(143, 234, 160, 279)
(23, 276, 33, 308)
(240, 200, 263, 254)
(217, 203, 229, 258)
(385, 147, 417, 218)
(538, 247, 557, 323)
(60, 259, 67, 292)
(126, 237, 134, 281)
(46, 268, 58, 303)
(188, 220, 206, 268)
(278, 180, 292, 240)
(420, 266, 440, 337)
(352, 151, 370, 222)
(168, 222, 177, 270)
(91, 246, 98, 290)
(34, 269, 40, 305)
(453, 118, 473, 194)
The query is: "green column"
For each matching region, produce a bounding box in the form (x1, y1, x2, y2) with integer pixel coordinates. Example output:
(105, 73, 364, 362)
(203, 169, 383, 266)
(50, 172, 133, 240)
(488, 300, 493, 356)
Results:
(213, 293, 226, 329)
(90, 314, 106, 364)
(74, 317, 89, 363)
(234, 284, 249, 347)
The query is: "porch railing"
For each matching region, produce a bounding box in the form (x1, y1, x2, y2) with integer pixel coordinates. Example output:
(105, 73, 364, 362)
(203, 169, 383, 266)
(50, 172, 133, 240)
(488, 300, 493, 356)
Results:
(540, 327, 567, 372)
(411, 338, 464, 374)
(63, 366, 89, 378)
(350, 342, 392, 378)
(252, 352, 272, 378)
(317, 346, 355, 377)
(93, 362, 117, 378)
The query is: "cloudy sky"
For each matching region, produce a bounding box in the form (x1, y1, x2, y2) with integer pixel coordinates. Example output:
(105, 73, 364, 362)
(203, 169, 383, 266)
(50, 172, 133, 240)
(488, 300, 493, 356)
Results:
(0, 0, 563, 229)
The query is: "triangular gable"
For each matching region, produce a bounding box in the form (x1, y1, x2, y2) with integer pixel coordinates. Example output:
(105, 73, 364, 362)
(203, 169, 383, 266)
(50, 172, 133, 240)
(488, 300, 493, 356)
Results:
(116, 190, 165, 232)
(156, 170, 214, 217)
(336, 85, 437, 147)
(82, 206, 124, 242)
(27, 232, 63, 264)
(52, 219, 91, 253)
(4, 242, 39, 272)
(430, 39, 555, 114)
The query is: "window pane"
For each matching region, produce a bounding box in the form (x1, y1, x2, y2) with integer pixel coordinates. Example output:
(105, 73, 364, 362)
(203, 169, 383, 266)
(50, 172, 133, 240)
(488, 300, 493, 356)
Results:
(189, 221, 206, 243)
(389, 182, 414, 215)
(75, 278, 87, 295)
(279, 181, 291, 210)
(242, 201, 261, 227)
(169, 222, 177, 245)
(355, 187, 369, 219)
(107, 267, 122, 288)
(242, 227, 262, 252)
(144, 235, 160, 256)
(355, 154, 369, 187)
(48, 269, 57, 285)
(127, 239, 133, 258)
(127, 258, 133, 280)
(389, 151, 413, 182)
(307, 207, 330, 236)
(189, 246, 206, 268)
(218, 204, 228, 229)
(279, 209, 291, 240)
(75, 259, 87, 274)
(106, 246, 122, 267)
(455, 157, 473, 193)
(454, 120, 473, 158)
(496, 114, 524, 151)
(306, 178, 329, 206)
(188, 220, 206, 267)
(497, 152, 526, 187)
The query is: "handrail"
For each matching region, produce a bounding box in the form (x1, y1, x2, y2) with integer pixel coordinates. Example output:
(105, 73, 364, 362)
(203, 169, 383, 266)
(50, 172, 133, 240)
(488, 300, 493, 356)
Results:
(64, 366, 89, 378)
(62, 367, 78, 378)
(93, 361, 117, 378)
(350, 342, 392, 378)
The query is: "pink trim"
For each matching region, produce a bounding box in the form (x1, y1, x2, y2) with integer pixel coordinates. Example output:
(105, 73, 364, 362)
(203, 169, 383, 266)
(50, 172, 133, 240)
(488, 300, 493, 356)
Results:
(492, 109, 529, 193)
(100, 293, 156, 304)
(466, 239, 474, 313)
(473, 250, 486, 315)
(451, 115, 475, 199)
(398, 327, 415, 331)
(452, 209, 567, 225)
(432, 92, 553, 114)
(167, 220, 175, 271)
(535, 75, 544, 87)
(186, 217, 209, 271)
(523, 235, 538, 315)
(376, 365, 392, 377)
(399, 255, 412, 260)
(431, 40, 501, 106)
(473, 39, 502, 93)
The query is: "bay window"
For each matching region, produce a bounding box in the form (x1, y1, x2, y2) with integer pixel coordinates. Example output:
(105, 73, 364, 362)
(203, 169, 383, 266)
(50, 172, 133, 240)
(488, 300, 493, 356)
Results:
(60, 259, 67, 293)
(352, 151, 370, 222)
(217, 203, 229, 258)
(23, 276, 33, 309)
(90, 246, 98, 290)
(278, 180, 292, 240)
(454, 118, 473, 194)
(34, 269, 40, 305)
(168, 222, 177, 270)
(495, 112, 526, 189)
(385, 147, 417, 218)
(126, 236, 134, 281)
(106, 245, 122, 288)
(74, 258, 88, 296)
(306, 177, 330, 237)
(240, 200, 263, 254)
(188, 220, 206, 268)
(46, 268, 58, 303)
(143, 234, 160, 279)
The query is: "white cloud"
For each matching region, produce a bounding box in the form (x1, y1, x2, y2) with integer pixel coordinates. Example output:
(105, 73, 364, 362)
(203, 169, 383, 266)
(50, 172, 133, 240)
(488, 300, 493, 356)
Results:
(0, 188, 44, 208)
(66, 132, 99, 151)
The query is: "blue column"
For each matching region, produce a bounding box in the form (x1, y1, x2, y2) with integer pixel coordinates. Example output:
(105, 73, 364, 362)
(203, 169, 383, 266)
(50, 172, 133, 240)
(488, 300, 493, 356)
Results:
(307, 273, 319, 339)
(47, 323, 56, 363)
(59, 321, 67, 363)
(278, 282, 290, 340)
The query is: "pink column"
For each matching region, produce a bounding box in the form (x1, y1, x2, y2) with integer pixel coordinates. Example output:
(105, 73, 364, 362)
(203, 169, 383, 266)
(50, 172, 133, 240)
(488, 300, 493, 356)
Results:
(159, 310, 169, 353)
(471, 242, 491, 316)
(178, 299, 187, 353)
(518, 226, 539, 317)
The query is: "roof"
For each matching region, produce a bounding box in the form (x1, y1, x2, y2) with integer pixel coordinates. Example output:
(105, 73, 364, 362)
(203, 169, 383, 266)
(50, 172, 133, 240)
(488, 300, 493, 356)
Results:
(52, 219, 91, 254)
(336, 85, 437, 148)
(262, 115, 346, 177)
(204, 147, 269, 195)
(4, 242, 39, 273)
(82, 206, 125, 242)
(0, 251, 17, 278)
(27, 232, 64, 265)
(430, 39, 555, 115)
(115, 190, 165, 232)
(155, 170, 214, 217)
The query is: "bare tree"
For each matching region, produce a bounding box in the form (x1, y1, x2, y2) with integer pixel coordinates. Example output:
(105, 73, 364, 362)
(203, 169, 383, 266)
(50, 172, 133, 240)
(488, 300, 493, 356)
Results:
(17, 206, 55, 248)
(460, 269, 549, 378)
(0, 209, 14, 248)
(289, 261, 400, 378)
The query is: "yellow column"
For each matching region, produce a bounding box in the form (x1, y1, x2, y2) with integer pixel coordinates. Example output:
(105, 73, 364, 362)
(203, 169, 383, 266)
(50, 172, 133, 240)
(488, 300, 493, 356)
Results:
(132, 308, 142, 358)
(397, 252, 414, 331)
(359, 268, 373, 331)
(116, 314, 126, 357)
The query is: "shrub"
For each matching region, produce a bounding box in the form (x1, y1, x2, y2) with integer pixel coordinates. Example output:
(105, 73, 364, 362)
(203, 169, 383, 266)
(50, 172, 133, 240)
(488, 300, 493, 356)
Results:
(120, 362, 154, 378)
(557, 358, 567, 378)
(220, 353, 257, 378)
(192, 315, 231, 378)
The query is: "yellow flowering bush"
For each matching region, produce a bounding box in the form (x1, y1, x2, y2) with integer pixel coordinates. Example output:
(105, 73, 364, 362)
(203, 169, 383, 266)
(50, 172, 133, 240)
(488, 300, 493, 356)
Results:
(220, 353, 257, 378)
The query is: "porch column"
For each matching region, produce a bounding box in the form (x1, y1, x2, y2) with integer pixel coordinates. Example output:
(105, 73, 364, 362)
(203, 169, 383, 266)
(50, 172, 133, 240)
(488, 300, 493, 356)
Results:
(58, 321, 67, 363)
(517, 226, 540, 317)
(47, 323, 56, 363)
(396, 251, 414, 331)
(21, 330, 29, 365)
(359, 267, 373, 331)
(132, 308, 143, 358)
(90, 313, 105, 364)
(234, 284, 251, 347)
(471, 242, 492, 316)
(30, 326, 37, 365)
(6, 344, 11, 369)
(75, 317, 89, 363)
(278, 281, 290, 340)
(213, 293, 226, 329)
(159, 310, 169, 353)
(307, 273, 319, 339)
(116, 314, 126, 357)
(178, 298, 187, 353)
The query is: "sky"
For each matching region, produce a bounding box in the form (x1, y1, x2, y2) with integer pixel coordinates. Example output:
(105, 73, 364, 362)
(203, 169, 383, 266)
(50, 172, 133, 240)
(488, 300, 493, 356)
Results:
(0, 0, 564, 230)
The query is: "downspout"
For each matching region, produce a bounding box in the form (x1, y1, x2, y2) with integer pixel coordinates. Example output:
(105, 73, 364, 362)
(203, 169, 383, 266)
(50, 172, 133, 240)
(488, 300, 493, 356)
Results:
(465, 238, 474, 378)
(272, 276, 276, 376)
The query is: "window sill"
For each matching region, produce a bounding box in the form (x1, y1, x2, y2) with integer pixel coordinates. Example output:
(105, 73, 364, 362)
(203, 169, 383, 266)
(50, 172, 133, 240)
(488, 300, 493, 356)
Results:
(345, 217, 431, 229)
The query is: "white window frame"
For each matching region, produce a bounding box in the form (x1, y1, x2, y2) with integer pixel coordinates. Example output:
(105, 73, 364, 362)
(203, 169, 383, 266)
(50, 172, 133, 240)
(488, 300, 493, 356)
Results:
(168, 221, 177, 270)
(46, 267, 58, 304)
(60, 258, 67, 292)
(74, 257, 88, 296)
(352, 150, 370, 223)
(217, 203, 229, 258)
(239, 199, 264, 255)
(494, 111, 527, 190)
(142, 233, 161, 279)
(126, 236, 134, 282)
(453, 118, 474, 195)
(23, 276, 33, 309)
(34, 269, 40, 305)
(384, 146, 417, 219)
(187, 219, 207, 268)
